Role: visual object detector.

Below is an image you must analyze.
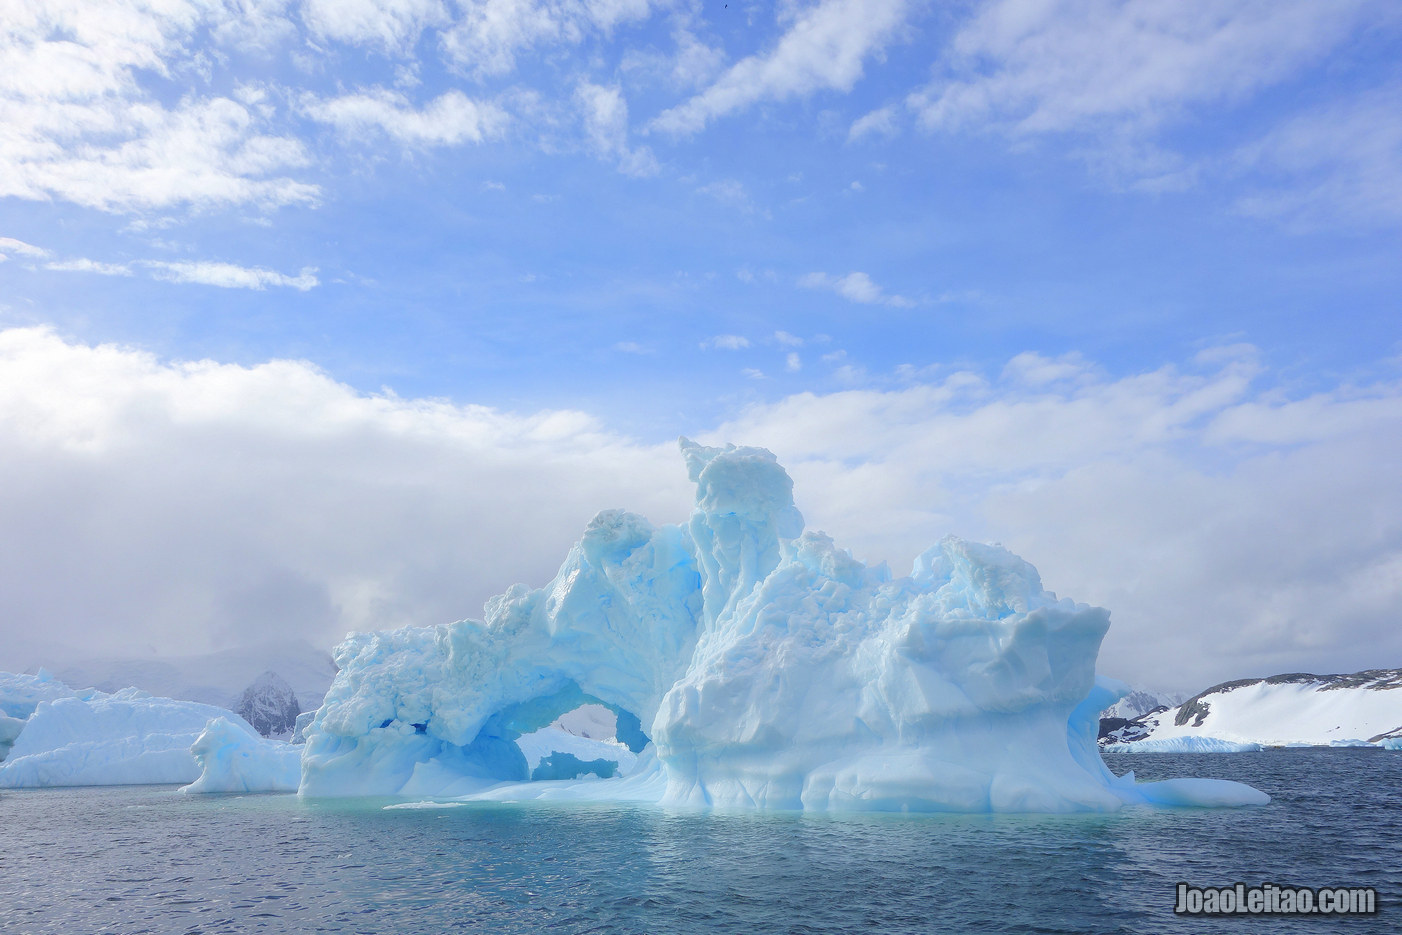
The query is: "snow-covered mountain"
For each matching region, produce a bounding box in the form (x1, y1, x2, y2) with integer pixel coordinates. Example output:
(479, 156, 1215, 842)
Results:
(31, 640, 336, 714)
(1101, 688, 1187, 720)
(235, 671, 301, 738)
(1101, 669, 1402, 751)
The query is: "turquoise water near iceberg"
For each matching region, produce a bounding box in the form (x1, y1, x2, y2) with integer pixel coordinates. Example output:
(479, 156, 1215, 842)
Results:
(1, 749, 1398, 934)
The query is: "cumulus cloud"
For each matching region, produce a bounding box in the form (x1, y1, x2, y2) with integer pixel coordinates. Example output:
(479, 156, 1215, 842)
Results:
(0, 327, 687, 662)
(650, 0, 911, 136)
(799, 271, 913, 307)
(2, 329, 1398, 695)
(704, 345, 1402, 691)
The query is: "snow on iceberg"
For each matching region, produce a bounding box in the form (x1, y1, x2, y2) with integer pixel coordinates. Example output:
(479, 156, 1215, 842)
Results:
(180, 717, 301, 794)
(0, 669, 86, 719)
(0, 681, 261, 788)
(300, 440, 1268, 812)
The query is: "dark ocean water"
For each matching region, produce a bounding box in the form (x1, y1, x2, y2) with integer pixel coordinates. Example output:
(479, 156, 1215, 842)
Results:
(1, 749, 1398, 934)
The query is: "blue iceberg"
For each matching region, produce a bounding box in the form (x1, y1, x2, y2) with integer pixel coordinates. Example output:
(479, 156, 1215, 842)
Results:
(301, 440, 1267, 811)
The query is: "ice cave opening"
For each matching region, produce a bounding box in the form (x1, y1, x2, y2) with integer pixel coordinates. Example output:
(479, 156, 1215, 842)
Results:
(473, 682, 650, 783)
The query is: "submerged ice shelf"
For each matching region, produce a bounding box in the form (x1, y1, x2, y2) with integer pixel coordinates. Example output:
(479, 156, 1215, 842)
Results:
(301, 440, 1267, 812)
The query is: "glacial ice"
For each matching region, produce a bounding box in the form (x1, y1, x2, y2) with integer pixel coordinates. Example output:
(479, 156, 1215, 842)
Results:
(301, 440, 1268, 811)
(1104, 737, 1264, 754)
(180, 716, 302, 794)
(0, 669, 87, 719)
(0, 677, 264, 788)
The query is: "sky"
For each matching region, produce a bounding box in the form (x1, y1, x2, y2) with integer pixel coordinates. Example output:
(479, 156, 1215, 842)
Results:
(1, 0, 1400, 693)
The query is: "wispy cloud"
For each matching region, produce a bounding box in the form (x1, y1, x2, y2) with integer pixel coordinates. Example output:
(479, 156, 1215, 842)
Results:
(650, 0, 911, 136)
(906, 0, 1384, 191)
(147, 261, 320, 291)
(910, 0, 1373, 137)
(575, 82, 659, 177)
(849, 105, 900, 141)
(45, 258, 133, 277)
(300, 0, 449, 55)
(0, 237, 50, 260)
(695, 179, 756, 213)
(439, 0, 658, 79)
(0, 4, 318, 214)
(798, 271, 913, 307)
(1232, 84, 1402, 229)
(702, 334, 751, 350)
(301, 88, 508, 147)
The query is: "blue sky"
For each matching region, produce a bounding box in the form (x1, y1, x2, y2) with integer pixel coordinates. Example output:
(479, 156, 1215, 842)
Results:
(2, 0, 1401, 690)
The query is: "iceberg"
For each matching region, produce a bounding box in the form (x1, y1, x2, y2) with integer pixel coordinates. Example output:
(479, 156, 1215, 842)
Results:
(299, 440, 1268, 811)
(0, 679, 264, 788)
(180, 717, 302, 794)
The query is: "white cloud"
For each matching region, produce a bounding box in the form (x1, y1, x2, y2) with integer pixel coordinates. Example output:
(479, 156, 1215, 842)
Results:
(614, 341, 651, 354)
(1, 329, 1399, 692)
(0, 326, 687, 660)
(301, 0, 449, 55)
(0, 3, 317, 213)
(798, 271, 913, 307)
(774, 331, 803, 347)
(703, 346, 1402, 690)
(702, 334, 750, 350)
(575, 82, 659, 177)
(146, 261, 320, 291)
(786, 352, 801, 372)
(910, 0, 1375, 137)
(441, 0, 657, 78)
(650, 0, 911, 136)
(0, 237, 49, 260)
(1233, 84, 1402, 228)
(45, 258, 134, 276)
(696, 178, 755, 212)
(1002, 350, 1095, 386)
(301, 88, 508, 147)
(848, 104, 899, 141)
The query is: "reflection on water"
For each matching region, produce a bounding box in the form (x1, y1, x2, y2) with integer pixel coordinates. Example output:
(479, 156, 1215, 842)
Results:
(1, 749, 1398, 934)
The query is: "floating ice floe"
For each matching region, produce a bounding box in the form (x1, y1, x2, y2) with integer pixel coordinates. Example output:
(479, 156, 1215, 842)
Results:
(299, 440, 1269, 812)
